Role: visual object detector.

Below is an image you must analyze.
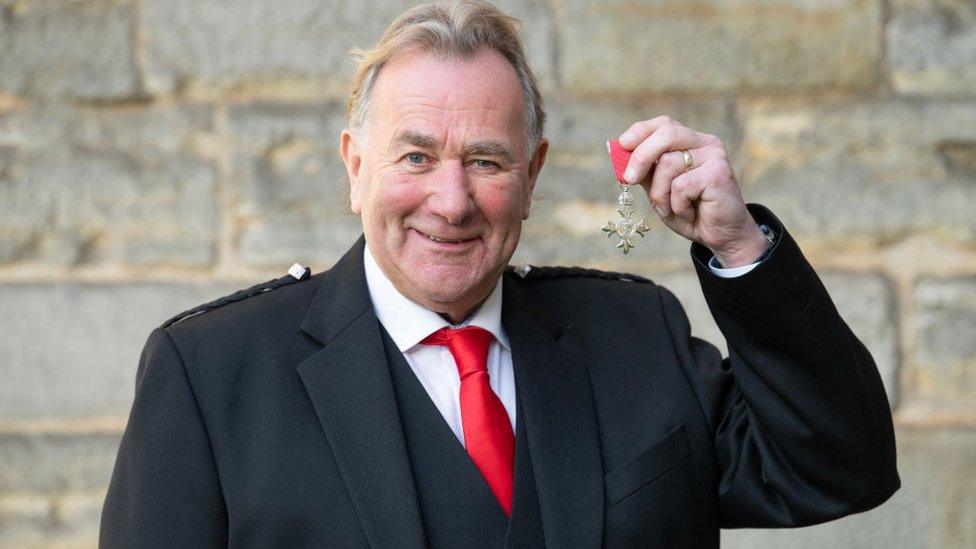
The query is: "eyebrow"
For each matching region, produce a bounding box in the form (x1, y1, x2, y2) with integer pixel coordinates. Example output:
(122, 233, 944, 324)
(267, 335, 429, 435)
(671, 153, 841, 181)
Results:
(394, 130, 438, 150)
(464, 140, 515, 164)
(393, 130, 515, 164)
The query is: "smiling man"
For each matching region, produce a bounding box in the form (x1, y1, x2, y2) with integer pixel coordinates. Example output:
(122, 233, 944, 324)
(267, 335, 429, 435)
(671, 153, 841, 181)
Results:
(101, 1, 899, 548)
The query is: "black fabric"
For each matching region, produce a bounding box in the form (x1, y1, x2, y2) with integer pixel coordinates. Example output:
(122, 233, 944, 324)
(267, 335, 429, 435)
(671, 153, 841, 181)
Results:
(382, 325, 547, 549)
(101, 207, 899, 548)
(382, 327, 510, 547)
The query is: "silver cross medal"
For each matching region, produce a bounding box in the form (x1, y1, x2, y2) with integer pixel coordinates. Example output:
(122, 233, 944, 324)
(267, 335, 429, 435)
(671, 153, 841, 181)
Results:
(602, 140, 651, 254)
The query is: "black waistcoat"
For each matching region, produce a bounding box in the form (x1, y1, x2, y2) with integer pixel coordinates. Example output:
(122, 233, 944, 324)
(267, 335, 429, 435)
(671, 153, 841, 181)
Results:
(381, 330, 546, 548)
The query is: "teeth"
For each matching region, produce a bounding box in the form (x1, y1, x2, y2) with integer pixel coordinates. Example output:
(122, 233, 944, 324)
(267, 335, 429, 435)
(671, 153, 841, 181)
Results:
(425, 232, 463, 243)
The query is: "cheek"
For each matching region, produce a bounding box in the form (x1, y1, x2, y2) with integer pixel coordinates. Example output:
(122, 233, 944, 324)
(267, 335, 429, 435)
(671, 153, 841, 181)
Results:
(364, 176, 424, 221)
(478, 183, 527, 231)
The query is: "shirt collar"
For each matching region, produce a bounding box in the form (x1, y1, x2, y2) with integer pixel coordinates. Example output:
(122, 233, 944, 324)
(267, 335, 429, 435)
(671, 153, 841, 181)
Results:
(363, 243, 510, 353)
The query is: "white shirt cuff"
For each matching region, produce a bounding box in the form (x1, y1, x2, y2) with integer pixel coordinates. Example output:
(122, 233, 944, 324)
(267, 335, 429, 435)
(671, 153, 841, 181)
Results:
(708, 256, 760, 278)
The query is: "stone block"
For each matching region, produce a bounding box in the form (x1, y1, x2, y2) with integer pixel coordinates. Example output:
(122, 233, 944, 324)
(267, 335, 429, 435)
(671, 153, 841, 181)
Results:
(913, 276, 976, 408)
(0, 491, 104, 548)
(0, 431, 120, 493)
(558, 0, 882, 94)
(225, 102, 363, 266)
(0, 493, 52, 547)
(722, 427, 976, 549)
(0, 0, 138, 99)
(0, 105, 217, 266)
(646, 270, 900, 405)
(739, 99, 976, 246)
(143, 0, 555, 97)
(0, 282, 240, 419)
(888, 0, 976, 95)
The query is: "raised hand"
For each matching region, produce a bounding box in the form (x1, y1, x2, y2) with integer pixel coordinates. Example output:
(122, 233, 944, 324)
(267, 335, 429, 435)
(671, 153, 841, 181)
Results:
(617, 116, 770, 267)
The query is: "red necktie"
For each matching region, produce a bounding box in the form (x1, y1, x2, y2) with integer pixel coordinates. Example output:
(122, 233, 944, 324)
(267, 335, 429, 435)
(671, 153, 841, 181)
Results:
(422, 326, 515, 516)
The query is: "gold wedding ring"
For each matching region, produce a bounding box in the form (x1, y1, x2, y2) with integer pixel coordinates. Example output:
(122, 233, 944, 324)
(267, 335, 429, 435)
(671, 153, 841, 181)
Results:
(681, 149, 694, 173)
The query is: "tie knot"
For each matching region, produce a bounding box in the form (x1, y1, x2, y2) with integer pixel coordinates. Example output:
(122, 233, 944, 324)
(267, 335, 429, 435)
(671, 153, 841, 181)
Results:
(421, 326, 493, 378)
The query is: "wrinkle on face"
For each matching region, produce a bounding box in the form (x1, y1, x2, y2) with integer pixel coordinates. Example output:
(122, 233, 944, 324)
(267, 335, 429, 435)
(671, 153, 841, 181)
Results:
(346, 48, 543, 322)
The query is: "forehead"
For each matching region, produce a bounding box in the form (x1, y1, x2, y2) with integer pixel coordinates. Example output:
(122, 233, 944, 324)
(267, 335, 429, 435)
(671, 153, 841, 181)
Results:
(368, 49, 525, 142)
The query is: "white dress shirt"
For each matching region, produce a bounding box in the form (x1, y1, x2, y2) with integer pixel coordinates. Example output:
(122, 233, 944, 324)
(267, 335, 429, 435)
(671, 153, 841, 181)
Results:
(362, 244, 760, 446)
(364, 245, 517, 447)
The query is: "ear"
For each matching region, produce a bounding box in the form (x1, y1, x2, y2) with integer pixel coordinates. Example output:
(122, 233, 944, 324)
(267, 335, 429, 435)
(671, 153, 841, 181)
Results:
(522, 137, 548, 219)
(340, 129, 364, 214)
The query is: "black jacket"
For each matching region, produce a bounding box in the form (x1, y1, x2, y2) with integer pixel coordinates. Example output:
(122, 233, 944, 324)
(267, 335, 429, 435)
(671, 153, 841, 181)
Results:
(100, 205, 899, 547)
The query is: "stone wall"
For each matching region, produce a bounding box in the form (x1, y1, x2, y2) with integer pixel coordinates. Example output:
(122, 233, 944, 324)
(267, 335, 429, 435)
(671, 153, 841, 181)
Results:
(1, 0, 973, 547)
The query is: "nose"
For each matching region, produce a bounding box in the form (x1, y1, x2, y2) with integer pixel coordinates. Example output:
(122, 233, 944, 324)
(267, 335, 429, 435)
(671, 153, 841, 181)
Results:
(428, 161, 476, 225)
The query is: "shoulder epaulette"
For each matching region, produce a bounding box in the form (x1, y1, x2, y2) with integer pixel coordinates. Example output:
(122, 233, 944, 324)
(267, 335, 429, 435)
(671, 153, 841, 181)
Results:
(507, 264, 653, 284)
(162, 263, 312, 328)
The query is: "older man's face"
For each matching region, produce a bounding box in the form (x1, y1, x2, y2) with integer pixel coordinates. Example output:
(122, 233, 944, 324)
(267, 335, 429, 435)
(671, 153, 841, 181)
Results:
(341, 49, 547, 321)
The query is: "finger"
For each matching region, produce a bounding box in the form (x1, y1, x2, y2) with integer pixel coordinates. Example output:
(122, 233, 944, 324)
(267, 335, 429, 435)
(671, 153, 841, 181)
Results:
(624, 124, 709, 185)
(648, 148, 705, 217)
(618, 115, 679, 150)
(669, 158, 714, 221)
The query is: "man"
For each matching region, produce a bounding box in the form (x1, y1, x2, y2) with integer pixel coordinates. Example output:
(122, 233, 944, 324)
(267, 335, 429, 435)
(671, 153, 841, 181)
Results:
(100, 1, 898, 547)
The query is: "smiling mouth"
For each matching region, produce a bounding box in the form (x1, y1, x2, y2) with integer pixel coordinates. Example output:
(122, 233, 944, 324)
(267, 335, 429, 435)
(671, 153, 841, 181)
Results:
(416, 229, 475, 244)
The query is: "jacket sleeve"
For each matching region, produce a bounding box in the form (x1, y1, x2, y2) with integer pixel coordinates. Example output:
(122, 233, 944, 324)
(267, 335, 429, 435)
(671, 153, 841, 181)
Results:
(100, 327, 228, 548)
(661, 204, 899, 528)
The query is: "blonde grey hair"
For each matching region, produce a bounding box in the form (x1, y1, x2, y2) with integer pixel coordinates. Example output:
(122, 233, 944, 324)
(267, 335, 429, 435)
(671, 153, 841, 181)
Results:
(346, 0, 545, 152)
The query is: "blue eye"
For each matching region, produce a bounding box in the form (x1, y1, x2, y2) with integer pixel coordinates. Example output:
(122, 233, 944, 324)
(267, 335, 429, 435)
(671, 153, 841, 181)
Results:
(474, 159, 497, 169)
(406, 153, 427, 164)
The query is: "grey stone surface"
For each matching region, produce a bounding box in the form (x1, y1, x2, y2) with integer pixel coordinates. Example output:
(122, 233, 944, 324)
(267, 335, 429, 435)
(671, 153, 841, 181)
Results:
(558, 0, 882, 94)
(0, 491, 104, 549)
(0, 105, 217, 266)
(889, 0, 976, 95)
(649, 270, 900, 405)
(0, 0, 138, 99)
(914, 276, 976, 407)
(0, 282, 241, 419)
(143, 0, 555, 96)
(225, 101, 363, 266)
(0, 493, 52, 548)
(0, 431, 120, 493)
(739, 99, 976, 245)
(723, 427, 976, 549)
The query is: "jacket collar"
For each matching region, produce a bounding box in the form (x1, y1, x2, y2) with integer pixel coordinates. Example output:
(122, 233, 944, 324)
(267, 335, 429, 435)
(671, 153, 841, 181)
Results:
(297, 237, 604, 546)
(502, 273, 605, 546)
(297, 237, 426, 548)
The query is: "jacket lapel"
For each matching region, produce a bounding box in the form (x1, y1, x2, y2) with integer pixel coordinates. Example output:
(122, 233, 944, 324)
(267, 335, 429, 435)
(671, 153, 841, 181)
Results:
(297, 239, 426, 548)
(503, 273, 605, 547)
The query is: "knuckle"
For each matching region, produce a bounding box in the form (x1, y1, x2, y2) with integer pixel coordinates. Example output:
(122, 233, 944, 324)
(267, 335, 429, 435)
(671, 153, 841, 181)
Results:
(649, 183, 669, 202)
(661, 150, 683, 172)
(712, 158, 734, 180)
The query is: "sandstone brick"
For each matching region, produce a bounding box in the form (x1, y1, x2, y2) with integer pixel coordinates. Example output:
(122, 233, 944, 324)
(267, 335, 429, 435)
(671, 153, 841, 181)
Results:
(0, 0, 138, 99)
(0, 493, 52, 547)
(0, 282, 240, 419)
(225, 102, 362, 266)
(0, 491, 104, 549)
(0, 105, 217, 266)
(888, 0, 976, 95)
(913, 276, 976, 408)
(558, 0, 882, 94)
(739, 99, 976, 246)
(648, 271, 900, 405)
(143, 0, 555, 97)
(722, 428, 976, 549)
(0, 431, 120, 493)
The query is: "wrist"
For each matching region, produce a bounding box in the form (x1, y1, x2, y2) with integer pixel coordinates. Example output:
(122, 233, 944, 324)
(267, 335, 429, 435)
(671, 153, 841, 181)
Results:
(710, 223, 773, 268)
